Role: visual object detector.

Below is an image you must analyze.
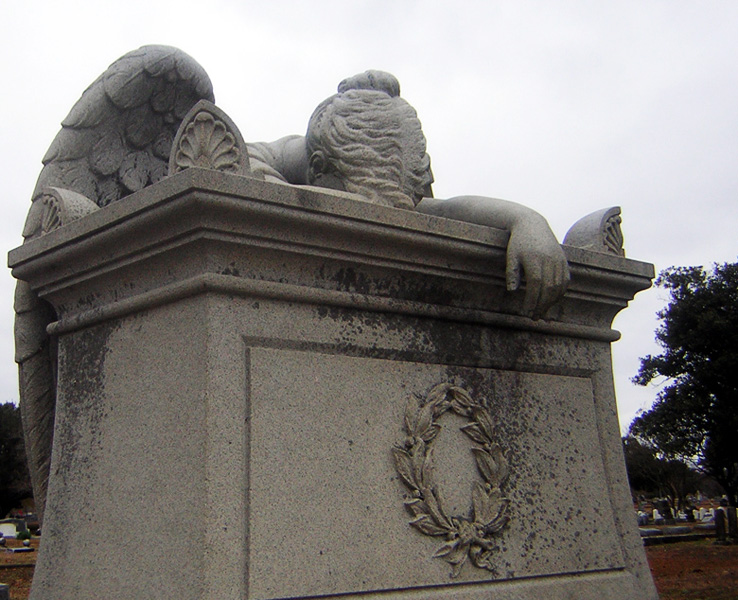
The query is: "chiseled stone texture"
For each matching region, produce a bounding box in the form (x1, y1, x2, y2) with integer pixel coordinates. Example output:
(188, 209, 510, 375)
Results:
(9, 170, 657, 600)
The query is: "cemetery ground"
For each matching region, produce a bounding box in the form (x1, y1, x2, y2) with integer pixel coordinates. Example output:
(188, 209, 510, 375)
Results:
(1, 537, 737, 599)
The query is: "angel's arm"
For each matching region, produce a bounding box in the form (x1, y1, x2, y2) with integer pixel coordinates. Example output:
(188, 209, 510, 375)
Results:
(247, 135, 309, 184)
(416, 195, 569, 319)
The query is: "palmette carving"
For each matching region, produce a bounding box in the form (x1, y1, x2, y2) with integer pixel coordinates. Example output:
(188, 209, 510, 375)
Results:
(39, 187, 100, 235)
(175, 112, 238, 170)
(563, 206, 625, 256)
(393, 383, 511, 578)
(603, 211, 624, 256)
(169, 100, 251, 176)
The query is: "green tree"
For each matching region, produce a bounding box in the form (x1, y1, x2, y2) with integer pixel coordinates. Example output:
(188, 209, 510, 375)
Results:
(631, 261, 738, 505)
(623, 436, 701, 511)
(0, 402, 33, 517)
(623, 436, 662, 497)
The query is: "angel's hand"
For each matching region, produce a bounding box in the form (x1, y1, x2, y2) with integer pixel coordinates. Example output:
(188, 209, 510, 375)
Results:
(505, 215, 570, 319)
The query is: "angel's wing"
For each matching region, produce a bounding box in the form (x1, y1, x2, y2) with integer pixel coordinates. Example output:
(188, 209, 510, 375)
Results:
(16, 45, 214, 522)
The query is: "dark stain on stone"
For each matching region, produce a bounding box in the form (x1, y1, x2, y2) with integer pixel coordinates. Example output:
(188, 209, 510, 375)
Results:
(221, 262, 241, 276)
(54, 321, 117, 489)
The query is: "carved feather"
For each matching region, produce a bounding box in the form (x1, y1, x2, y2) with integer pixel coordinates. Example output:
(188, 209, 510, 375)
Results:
(16, 45, 214, 523)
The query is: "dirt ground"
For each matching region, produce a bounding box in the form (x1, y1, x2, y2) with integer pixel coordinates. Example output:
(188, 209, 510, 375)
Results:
(0, 538, 38, 600)
(1, 537, 737, 599)
(646, 538, 738, 600)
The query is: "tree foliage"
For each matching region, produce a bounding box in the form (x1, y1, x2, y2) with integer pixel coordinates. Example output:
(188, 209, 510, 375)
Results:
(622, 436, 702, 510)
(0, 402, 33, 517)
(630, 261, 738, 505)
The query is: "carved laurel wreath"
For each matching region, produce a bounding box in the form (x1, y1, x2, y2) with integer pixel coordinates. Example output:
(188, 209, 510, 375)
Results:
(393, 383, 510, 578)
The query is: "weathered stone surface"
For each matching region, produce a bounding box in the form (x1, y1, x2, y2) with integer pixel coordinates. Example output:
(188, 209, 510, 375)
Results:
(16, 48, 570, 532)
(15, 45, 214, 524)
(10, 170, 657, 599)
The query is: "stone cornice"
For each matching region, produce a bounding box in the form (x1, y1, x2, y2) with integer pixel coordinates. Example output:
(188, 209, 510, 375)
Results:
(9, 168, 654, 341)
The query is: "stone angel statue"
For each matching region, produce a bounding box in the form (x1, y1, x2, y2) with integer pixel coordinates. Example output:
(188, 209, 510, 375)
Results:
(15, 45, 569, 522)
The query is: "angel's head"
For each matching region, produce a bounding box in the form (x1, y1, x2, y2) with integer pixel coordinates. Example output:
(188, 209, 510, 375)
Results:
(305, 70, 433, 209)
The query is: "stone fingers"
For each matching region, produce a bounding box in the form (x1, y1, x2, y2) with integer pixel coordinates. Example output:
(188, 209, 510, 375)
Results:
(524, 256, 570, 320)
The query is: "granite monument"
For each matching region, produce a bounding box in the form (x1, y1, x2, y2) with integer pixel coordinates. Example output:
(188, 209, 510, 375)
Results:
(10, 45, 657, 599)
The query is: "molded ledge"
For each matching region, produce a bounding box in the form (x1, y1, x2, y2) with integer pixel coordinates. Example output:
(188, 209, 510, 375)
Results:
(9, 168, 654, 341)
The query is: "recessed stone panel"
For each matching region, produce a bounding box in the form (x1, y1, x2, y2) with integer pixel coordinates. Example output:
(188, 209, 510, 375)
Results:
(248, 347, 623, 599)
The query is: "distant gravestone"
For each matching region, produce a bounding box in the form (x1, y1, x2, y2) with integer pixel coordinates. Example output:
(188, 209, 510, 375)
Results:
(727, 506, 738, 540)
(714, 509, 727, 543)
(0, 583, 9, 600)
(0, 523, 16, 539)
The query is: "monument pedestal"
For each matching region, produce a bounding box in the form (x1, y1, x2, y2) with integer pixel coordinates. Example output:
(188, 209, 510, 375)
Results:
(9, 169, 658, 599)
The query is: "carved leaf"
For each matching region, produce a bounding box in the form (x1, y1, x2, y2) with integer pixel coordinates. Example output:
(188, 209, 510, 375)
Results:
(392, 447, 418, 490)
(423, 486, 452, 529)
(450, 386, 473, 408)
(472, 482, 488, 524)
(410, 515, 449, 536)
(472, 448, 501, 484)
(488, 444, 510, 485)
(404, 394, 422, 434)
(420, 423, 441, 443)
(434, 540, 469, 577)
(421, 447, 435, 488)
(475, 489, 506, 527)
(472, 407, 496, 440)
(450, 395, 473, 418)
(415, 401, 435, 438)
(412, 440, 427, 484)
(484, 512, 510, 534)
(433, 539, 463, 559)
(404, 497, 429, 517)
(460, 422, 489, 445)
(469, 545, 494, 570)
(432, 398, 451, 418)
(426, 383, 451, 407)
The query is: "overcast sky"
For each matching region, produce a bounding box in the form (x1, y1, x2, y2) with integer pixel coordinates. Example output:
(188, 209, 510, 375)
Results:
(1, 0, 736, 432)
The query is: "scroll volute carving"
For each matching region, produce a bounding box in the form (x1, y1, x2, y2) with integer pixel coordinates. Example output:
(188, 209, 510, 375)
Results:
(168, 100, 254, 177)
